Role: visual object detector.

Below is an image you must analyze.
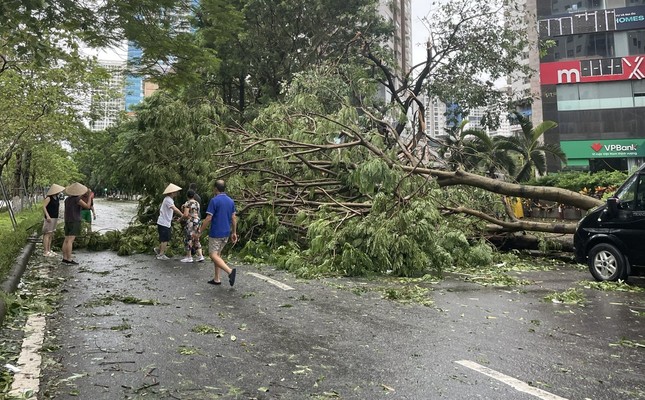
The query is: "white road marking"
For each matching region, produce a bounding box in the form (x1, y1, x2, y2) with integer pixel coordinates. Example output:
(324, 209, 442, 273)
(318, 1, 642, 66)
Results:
(247, 272, 294, 291)
(455, 360, 569, 400)
(9, 314, 47, 398)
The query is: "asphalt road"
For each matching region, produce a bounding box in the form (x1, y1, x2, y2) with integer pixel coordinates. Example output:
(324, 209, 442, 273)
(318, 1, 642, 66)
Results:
(14, 200, 645, 399)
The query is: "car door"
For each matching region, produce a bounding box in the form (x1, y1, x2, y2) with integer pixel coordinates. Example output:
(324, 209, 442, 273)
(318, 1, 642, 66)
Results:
(614, 173, 645, 266)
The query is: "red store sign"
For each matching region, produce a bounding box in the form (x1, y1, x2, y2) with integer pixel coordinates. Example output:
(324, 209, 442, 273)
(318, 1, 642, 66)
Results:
(540, 56, 645, 85)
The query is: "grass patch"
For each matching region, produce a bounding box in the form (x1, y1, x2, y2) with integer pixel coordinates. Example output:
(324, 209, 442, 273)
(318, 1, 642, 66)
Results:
(0, 209, 42, 284)
(543, 288, 586, 305)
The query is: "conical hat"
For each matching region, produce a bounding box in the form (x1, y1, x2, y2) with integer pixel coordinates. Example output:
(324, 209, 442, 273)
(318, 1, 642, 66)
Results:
(163, 183, 182, 195)
(46, 184, 65, 197)
(65, 182, 88, 196)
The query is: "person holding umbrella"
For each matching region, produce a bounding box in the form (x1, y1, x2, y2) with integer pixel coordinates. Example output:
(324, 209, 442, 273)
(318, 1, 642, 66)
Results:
(42, 184, 64, 257)
(62, 182, 92, 264)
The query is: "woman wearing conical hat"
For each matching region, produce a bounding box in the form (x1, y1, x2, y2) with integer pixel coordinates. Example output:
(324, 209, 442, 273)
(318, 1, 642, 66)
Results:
(62, 182, 92, 265)
(42, 184, 65, 257)
(154, 183, 184, 260)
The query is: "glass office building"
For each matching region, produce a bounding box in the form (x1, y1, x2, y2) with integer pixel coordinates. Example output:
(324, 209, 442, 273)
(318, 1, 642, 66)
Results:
(538, 0, 645, 171)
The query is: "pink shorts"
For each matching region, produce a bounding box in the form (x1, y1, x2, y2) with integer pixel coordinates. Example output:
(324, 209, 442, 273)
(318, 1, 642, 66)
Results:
(42, 218, 58, 233)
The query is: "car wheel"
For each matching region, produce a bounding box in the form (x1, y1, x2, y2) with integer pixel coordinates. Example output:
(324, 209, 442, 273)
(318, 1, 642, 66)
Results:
(588, 243, 628, 282)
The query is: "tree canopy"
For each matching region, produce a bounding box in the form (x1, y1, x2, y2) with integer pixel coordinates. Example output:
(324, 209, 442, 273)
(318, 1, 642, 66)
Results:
(5, 0, 601, 277)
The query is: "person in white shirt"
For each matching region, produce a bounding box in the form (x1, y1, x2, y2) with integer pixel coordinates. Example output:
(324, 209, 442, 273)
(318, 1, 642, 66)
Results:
(154, 183, 184, 260)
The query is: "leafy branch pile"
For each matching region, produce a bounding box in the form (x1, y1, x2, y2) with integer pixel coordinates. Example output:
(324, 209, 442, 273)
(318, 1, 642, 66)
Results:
(51, 223, 189, 257)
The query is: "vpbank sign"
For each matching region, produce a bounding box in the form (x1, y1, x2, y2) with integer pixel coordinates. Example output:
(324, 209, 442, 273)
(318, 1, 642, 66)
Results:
(561, 139, 645, 159)
(591, 143, 638, 153)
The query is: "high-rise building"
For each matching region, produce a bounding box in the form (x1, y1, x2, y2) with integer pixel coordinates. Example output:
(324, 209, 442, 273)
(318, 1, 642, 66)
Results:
(88, 61, 126, 131)
(379, 0, 413, 76)
(537, 0, 645, 172)
(424, 96, 513, 139)
(123, 3, 195, 111)
(377, 0, 413, 102)
(124, 43, 144, 111)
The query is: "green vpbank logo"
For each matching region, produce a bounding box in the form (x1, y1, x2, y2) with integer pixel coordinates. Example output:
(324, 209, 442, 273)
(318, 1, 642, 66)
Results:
(561, 139, 645, 160)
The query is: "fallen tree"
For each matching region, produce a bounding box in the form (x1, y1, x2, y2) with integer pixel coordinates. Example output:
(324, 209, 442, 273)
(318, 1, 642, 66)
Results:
(106, 0, 603, 277)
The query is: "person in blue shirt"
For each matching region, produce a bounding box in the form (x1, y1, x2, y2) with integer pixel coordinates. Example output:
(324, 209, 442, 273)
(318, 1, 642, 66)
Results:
(196, 180, 238, 286)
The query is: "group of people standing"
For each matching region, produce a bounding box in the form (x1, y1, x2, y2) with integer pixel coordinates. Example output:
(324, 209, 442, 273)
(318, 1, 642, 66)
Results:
(42, 182, 96, 264)
(41, 179, 238, 287)
(155, 180, 238, 287)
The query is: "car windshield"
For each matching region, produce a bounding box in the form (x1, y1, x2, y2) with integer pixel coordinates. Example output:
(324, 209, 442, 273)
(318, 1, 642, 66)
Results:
(614, 174, 645, 211)
(616, 175, 637, 203)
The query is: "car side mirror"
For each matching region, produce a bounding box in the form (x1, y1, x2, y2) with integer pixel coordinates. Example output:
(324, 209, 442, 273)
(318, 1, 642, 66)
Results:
(606, 197, 619, 217)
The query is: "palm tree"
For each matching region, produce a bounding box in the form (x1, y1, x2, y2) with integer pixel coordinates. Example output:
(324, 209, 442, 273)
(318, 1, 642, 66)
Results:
(496, 111, 566, 182)
(461, 129, 517, 179)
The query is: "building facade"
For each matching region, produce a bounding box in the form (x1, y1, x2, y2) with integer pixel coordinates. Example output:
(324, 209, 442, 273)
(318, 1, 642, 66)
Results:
(89, 61, 126, 131)
(377, 0, 413, 102)
(124, 43, 145, 111)
(538, 0, 645, 172)
(378, 0, 412, 76)
(424, 96, 513, 139)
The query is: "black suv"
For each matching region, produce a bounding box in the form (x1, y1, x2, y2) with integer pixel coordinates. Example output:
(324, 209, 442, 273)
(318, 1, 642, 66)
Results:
(574, 164, 645, 281)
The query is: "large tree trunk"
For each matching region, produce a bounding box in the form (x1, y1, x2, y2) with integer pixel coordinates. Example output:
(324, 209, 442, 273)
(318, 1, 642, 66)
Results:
(486, 231, 574, 252)
(22, 148, 31, 192)
(12, 149, 22, 197)
(425, 169, 603, 210)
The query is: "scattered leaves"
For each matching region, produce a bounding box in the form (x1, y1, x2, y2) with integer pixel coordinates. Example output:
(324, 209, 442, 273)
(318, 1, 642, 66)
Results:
(191, 325, 225, 337)
(178, 346, 199, 355)
(580, 280, 645, 293)
(543, 288, 585, 305)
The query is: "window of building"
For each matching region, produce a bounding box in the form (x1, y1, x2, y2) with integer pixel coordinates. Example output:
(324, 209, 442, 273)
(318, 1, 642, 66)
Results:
(633, 80, 645, 106)
(628, 29, 645, 55)
(546, 32, 615, 61)
(557, 81, 636, 110)
(587, 32, 614, 58)
(551, 0, 604, 14)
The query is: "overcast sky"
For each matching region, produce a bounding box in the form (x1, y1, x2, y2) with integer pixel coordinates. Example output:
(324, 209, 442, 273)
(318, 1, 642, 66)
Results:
(411, 0, 432, 65)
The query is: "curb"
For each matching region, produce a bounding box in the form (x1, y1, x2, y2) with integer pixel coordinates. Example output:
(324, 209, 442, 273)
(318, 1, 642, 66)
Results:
(0, 235, 37, 327)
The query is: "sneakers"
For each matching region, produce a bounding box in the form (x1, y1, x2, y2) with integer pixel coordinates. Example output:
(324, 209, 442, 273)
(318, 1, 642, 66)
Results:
(229, 268, 237, 287)
(156, 254, 170, 260)
(153, 247, 160, 255)
(195, 256, 205, 262)
(44, 251, 57, 257)
(180, 257, 194, 263)
(62, 259, 79, 265)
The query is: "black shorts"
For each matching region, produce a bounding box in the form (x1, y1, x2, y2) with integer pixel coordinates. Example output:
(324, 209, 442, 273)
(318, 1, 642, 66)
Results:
(64, 221, 81, 236)
(158, 224, 171, 242)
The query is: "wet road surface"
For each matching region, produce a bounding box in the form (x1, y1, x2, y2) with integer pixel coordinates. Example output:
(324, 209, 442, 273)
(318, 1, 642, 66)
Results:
(18, 201, 645, 399)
